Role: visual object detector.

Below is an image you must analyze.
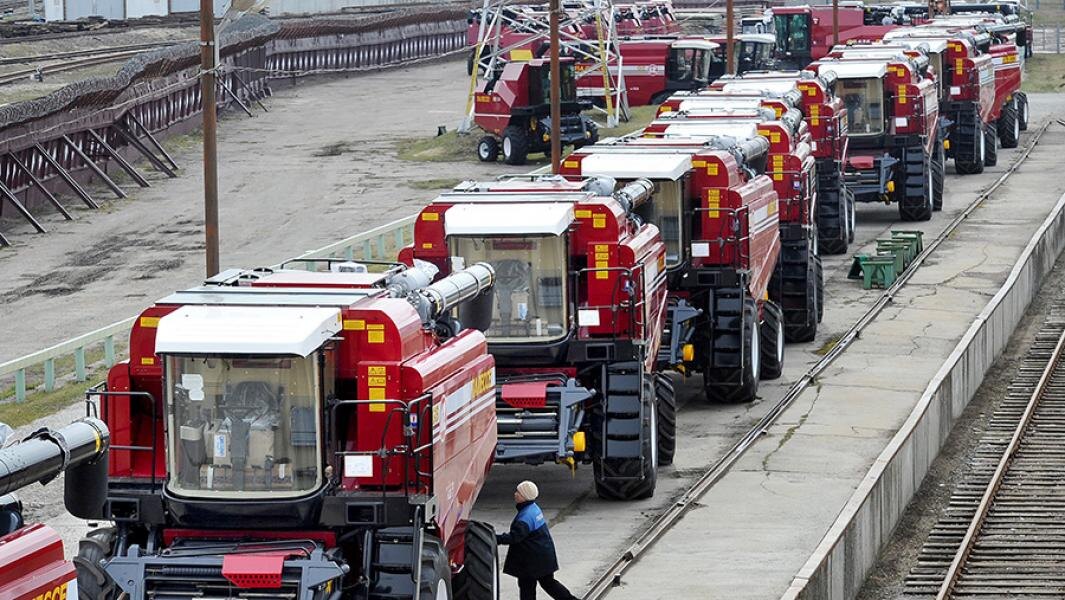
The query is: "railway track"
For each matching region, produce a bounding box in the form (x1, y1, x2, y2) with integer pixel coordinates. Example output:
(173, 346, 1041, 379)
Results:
(902, 263, 1065, 597)
(581, 120, 1052, 600)
(0, 45, 170, 86)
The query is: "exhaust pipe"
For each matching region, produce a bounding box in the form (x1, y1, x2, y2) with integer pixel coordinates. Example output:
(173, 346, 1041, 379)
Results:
(411, 263, 496, 325)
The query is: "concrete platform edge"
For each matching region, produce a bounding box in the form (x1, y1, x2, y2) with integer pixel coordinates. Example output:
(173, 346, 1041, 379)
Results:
(780, 190, 1065, 600)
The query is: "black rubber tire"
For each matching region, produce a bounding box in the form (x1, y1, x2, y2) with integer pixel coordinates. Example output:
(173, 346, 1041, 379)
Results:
(586, 119, 599, 145)
(932, 142, 945, 211)
(704, 296, 760, 403)
(759, 301, 784, 381)
(1018, 92, 1029, 131)
(984, 124, 999, 167)
(501, 125, 529, 166)
(74, 527, 119, 600)
(420, 535, 454, 600)
(476, 136, 499, 162)
(817, 186, 848, 255)
(592, 380, 657, 500)
(998, 98, 1020, 149)
(899, 146, 933, 222)
(650, 91, 672, 105)
(815, 254, 824, 324)
(452, 521, 498, 600)
(654, 372, 677, 466)
(955, 113, 985, 175)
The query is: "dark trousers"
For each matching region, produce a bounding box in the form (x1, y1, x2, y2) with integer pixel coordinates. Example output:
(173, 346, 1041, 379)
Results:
(518, 575, 579, 600)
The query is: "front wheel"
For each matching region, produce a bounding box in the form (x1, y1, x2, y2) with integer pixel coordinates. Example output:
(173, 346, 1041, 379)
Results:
(998, 98, 1020, 149)
(74, 527, 119, 600)
(1018, 92, 1030, 131)
(476, 136, 499, 162)
(420, 535, 453, 600)
(592, 383, 658, 501)
(704, 296, 761, 403)
(452, 521, 498, 600)
(759, 301, 785, 380)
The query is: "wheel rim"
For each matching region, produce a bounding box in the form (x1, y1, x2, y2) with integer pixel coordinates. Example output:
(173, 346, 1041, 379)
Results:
(1023, 100, 1029, 124)
(436, 581, 449, 600)
(849, 196, 856, 233)
(478, 142, 489, 160)
(750, 312, 760, 381)
(503, 137, 512, 158)
(1014, 112, 1020, 139)
(927, 167, 933, 208)
(978, 127, 985, 163)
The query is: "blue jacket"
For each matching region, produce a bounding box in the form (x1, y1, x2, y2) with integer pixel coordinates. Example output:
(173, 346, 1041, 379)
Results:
(497, 500, 559, 578)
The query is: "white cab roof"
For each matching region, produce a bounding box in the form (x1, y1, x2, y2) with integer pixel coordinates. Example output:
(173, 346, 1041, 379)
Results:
(818, 61, 888, 79)
(673, 39, 719, 51)
(718, 80, 799, 94)
(445, 203, 574, 236)
(579, 152, 691, 180)
(656, 121, 763, 140)
(156, 305, 342, 357)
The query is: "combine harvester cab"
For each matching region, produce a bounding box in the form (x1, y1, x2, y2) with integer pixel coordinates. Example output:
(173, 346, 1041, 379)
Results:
(810, 52, 942, 221)
(562, 127, 785, 402)
(708, 33, 779, 76)
(402, 177, 673, 501)
(78, 262, 501, 600)
(883, 26, 1003, 174)
(473, 57, 599, 165)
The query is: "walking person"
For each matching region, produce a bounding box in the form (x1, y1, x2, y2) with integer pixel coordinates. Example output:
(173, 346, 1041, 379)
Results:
(497, 481, 580, 600)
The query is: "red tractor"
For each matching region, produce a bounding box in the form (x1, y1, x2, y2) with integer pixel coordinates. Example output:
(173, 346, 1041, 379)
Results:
(401, 176, 674, 500)
(75, 261, 502, 600)
(0, 419, 109, 600)
(473, 57, 599, 165)
(560, 132, 784, 403)
(771, 5, 900, 69)
(809, 49, 942, 221)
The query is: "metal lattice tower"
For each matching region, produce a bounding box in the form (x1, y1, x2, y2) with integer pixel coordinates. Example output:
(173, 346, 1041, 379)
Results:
(460, 0, 630, 132)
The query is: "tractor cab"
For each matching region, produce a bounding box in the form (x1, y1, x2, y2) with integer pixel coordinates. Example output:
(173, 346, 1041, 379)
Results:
(667, 39, 716, 90)
(709, 33, 777, 76)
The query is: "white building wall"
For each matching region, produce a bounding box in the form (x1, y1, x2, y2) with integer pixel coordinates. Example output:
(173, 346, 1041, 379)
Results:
(127, 0, 168, 18)
(169, 0, 229, 16)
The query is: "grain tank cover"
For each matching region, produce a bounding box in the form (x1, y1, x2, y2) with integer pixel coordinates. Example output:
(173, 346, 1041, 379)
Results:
(579, 152, 691, 180)
(156, 305, 342, 356)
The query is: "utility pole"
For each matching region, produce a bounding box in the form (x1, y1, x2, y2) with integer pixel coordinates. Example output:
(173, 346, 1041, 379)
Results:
(549, 0, 562, 174)
(200, 0, 220, 277)
(833, 0, 840, 46)
(726, 0, 735, 75)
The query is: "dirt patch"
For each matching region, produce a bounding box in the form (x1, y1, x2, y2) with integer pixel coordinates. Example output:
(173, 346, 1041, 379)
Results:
(405, 178, 462, 190)
(313, 141, 356, 157)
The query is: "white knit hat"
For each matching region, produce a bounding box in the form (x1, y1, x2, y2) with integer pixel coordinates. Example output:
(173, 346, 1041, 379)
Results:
(516, 480, 539, 501)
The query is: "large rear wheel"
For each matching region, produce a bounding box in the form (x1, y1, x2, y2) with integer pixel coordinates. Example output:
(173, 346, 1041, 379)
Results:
(452, 522, 498, 600)
(1018, 92, 1029, 131)
(654, 372, 677, 466)
(704, 296, 760, 403)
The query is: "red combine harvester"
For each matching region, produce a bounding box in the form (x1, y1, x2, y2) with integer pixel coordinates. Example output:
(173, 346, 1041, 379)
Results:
(560, 130, 784, 402)
(681, 70, 854, 255)
(76, 261, 502, 599)
(0, 419, 109, 600)
(882, 16, 1029, 174)
(402, 176, 674, 499)
(809, 49, 942, 221)
(473, 57, 598, 165)
(640, 103, 824, 341)
(576, 38, 724, 106)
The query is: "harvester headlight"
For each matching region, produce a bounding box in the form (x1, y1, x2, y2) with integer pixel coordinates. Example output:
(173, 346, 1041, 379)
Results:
(573, 431, 587, 453)
(886, 180, 896, 193)
(543, 133, 551, 142)
(682, 343, 695, 362)
(944, 139, 951, 150)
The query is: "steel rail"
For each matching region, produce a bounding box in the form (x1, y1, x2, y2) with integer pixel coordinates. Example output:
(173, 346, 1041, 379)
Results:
(934, 311, 1065, 598)
(0, 41, 185, 66)
(582, 120, 1052, 600)
(0, 49, 149, 86)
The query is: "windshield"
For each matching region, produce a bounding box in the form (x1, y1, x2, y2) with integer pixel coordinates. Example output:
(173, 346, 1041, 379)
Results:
(739, 41, 772, 72)
(840, 77, 885, 136)
(645, 180, 684, 266)
(451, 235, 569, 342)
(668, 47, 710, 84)
(166, 354, 322, 498)
(531, 64, 578, 105)
(774, 14, 810, 54)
